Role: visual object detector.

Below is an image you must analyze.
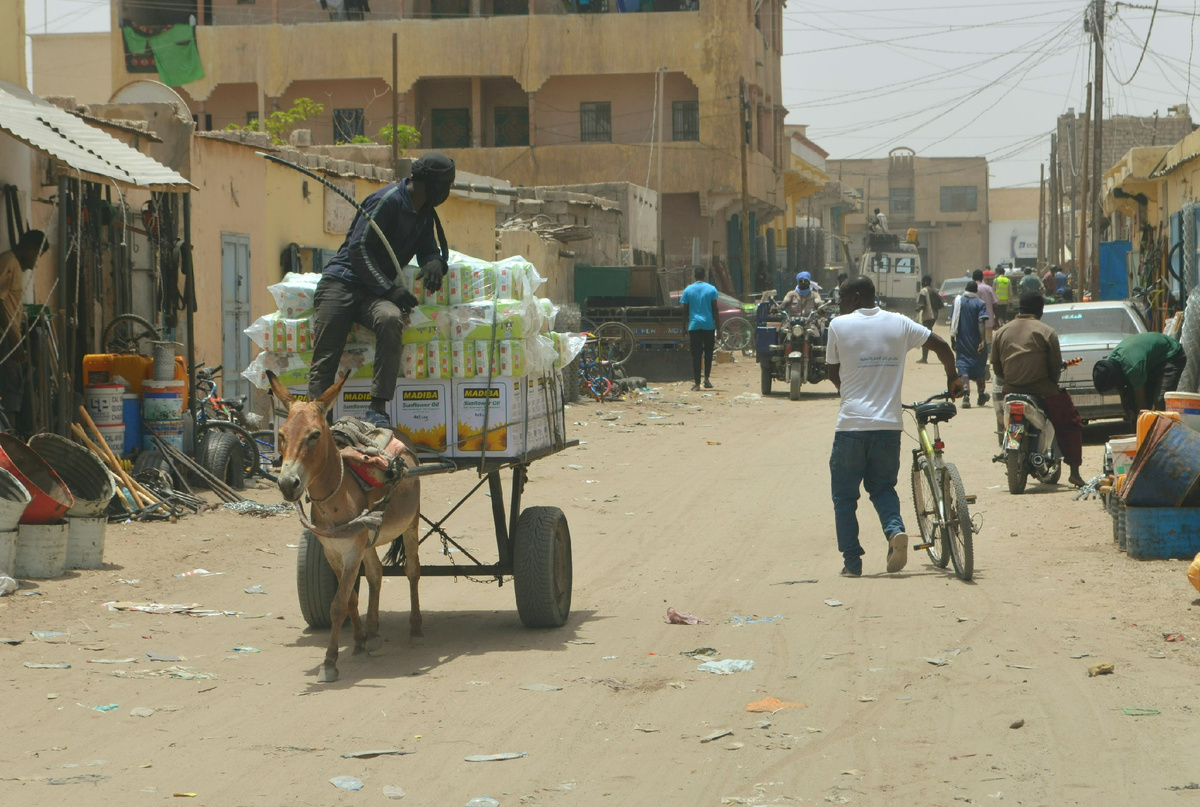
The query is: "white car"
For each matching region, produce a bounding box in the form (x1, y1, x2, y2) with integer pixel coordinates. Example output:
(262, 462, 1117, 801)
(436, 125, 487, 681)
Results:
(1040, 300, 1149, 422)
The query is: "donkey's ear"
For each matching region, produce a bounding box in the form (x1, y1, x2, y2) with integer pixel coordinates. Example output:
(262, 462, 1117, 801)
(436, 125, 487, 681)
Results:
(315, 371, 348, 415)
(267, 371, 294, 407)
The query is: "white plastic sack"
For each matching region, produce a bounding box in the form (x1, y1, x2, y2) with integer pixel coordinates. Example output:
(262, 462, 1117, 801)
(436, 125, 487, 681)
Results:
(269, 272, 321, 317)
(697, 659, 755, 675)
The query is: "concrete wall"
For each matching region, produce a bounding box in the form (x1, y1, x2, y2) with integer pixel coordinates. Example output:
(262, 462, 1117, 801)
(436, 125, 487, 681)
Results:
(0, 0, 26, 87)
(662, 192, 704, 269)
(989, 187, 1039, 222)
(498, 229, 573, 304)
(30, 33, 113, 104)
(524, 182, 658, 259)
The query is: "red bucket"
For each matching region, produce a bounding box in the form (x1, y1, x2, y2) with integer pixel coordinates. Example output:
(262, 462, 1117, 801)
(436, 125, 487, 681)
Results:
(0, 434, 74, 524)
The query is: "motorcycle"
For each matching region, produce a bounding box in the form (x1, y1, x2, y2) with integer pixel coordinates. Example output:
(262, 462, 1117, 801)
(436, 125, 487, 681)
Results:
(756, 299, 834, 400)
(992, 358, 1082, 494)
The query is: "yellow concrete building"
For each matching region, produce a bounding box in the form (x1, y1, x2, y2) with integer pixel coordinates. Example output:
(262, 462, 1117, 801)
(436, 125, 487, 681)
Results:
(0, 0, 25, 88)
(829, 148, 990, 284)
(1103, 146, 1171, 242)
(30, 33, 115, 104)
(107, 0, 787, 294)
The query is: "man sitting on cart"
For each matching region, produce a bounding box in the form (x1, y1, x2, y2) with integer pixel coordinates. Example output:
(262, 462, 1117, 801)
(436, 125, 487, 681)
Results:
(308, 153, 456, 428)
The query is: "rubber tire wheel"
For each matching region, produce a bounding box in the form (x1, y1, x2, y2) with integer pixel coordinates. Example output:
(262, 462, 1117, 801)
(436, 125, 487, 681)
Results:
(789, 363, 803, 401)
(943, 462, 974, 581)
(1006, 448, 1028, 494)
(912, 457, 950, 569)
(760, 363, 772, 396)
(197, 429, 246, 490)
(133, 449, 182, 490)
(513, 506, 573, 628)
(296, 528, 336, 629)
(201, 421, 260, 482)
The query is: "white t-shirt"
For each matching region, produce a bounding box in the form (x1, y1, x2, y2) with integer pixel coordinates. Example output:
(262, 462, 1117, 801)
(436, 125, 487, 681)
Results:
(826, 307, 931, 431)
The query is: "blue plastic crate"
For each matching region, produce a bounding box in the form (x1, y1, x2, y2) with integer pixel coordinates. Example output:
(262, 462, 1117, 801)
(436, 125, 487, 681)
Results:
(1124, 506, 1200, 560)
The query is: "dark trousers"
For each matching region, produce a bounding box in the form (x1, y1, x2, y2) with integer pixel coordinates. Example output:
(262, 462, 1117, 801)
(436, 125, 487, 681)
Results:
(920, 318, 936, 360)
(689, 328, 715, 385)
(308, 275, 403, 402)
(1043, 391, 1084, 468)
(829, 430, 905, 574)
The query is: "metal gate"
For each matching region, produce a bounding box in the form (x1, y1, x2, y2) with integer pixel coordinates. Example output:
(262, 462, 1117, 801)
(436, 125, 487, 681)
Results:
(221, 232, 251, 400)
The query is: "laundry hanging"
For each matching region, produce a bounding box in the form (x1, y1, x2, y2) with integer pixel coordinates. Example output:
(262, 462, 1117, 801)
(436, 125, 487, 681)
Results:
(121, 25, 205, 87)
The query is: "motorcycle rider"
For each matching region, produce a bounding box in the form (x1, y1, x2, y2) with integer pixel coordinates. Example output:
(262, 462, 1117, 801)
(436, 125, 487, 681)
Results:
(990, 292, 1085, 487)
(781, 271, 823, 318)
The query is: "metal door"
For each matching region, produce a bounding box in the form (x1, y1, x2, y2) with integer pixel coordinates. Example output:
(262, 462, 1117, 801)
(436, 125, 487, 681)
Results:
(221, 233, 251, 400)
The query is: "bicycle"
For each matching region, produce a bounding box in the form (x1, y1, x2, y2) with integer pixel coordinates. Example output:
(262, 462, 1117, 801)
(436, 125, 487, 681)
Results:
(576, 333, 622, 401)
(718, 315, 754, 354)
(194, 363, 277, 483)
(903, 391, 978, 581)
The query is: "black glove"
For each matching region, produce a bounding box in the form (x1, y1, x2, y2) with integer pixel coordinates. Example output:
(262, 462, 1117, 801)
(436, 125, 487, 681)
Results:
(385, 286, 419, 313)
(416, 258, 447, 292)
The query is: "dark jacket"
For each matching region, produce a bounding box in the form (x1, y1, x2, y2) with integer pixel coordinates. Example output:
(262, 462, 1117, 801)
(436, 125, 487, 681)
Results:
(322, 179, 440, 297)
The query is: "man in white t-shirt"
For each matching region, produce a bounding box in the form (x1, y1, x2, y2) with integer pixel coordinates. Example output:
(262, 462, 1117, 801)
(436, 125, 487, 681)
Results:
(826, 276, 963, 576)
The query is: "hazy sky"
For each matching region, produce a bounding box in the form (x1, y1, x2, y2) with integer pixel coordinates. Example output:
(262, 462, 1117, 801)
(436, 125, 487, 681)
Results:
(23, 0, 1199, 188)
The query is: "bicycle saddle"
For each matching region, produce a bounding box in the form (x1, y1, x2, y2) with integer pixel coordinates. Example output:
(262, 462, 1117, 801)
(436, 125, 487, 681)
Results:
(915, 401, 957, 424)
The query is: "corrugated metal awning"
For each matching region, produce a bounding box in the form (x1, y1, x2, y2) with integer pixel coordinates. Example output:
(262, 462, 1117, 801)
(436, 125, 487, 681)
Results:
(0, 81, 191, 191)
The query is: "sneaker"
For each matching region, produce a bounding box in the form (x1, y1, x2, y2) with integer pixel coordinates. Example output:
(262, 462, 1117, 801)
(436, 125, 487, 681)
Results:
(886, 532, 909, 573)
(362, 409, 391, 429)
(703, 380, 714, 389)
(839, 566, 862, 578)
(690, 384, 701, 391)
(962, 399, 972, 409)
(977, 392, 991, 407)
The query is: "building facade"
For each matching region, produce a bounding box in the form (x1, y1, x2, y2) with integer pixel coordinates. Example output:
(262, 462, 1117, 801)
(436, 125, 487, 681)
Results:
(988, 187, 1039, 269)
(828, 148, 989, 284)
(107, 0, 787, 295)
(1056, 107, 1194, 203)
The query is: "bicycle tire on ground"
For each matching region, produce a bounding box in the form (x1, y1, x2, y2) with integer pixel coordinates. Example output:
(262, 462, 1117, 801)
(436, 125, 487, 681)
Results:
(594, 321, 636, 366)
(911, 456, 950, 569)
(943, 462, 974, 580)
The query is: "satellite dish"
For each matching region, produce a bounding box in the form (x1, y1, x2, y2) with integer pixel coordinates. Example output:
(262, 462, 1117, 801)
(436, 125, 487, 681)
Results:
(109, 80, 191, 122)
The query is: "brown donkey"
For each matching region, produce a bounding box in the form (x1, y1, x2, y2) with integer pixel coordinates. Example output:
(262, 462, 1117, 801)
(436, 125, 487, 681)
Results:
(268, 371, 423, 683)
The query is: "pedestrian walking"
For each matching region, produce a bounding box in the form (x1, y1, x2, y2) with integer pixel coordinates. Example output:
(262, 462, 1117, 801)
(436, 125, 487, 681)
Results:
(680, 265, 719, 391)
(826, 275, 962, 577)
(994, 270, 1012, 323)
(915, 274, 942, 363)
(951, 280, 990, 408)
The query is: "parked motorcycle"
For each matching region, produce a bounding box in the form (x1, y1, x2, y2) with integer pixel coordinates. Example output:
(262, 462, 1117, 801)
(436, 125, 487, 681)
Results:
(756, 299, 834, 400)
(992, 358, 1082, 494)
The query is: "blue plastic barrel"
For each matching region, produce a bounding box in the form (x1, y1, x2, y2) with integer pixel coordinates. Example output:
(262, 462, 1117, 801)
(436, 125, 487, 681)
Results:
(1123, 421, 1200, 507)
(122, 394, 141, 455)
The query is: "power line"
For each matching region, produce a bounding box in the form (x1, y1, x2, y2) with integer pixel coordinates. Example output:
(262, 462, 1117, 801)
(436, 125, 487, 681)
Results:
(1111, 0, 1158, 85)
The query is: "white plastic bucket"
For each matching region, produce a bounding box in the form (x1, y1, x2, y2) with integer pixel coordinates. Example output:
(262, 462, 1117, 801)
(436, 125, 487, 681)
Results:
(85, 384, 125, 426)
(1109, 436, 1138, 478)
(0, 529, 16, 574)
(97, 422, 125, 457)
(144, 418, 184, 451)
(143, 379, 186, 420)
(0, 467, 31, 533)
(66, 517, 106, 570)
(1164, 392, 1200, 433)
(14, 522, 68, 579)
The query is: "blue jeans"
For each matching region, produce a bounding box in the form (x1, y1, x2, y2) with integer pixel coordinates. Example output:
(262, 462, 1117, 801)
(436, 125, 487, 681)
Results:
(829, 431, 905, 574)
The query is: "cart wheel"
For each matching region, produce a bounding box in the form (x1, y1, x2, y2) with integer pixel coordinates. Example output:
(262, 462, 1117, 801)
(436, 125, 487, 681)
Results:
(297, 529, 336, 629)
(513, 506, 572, 628)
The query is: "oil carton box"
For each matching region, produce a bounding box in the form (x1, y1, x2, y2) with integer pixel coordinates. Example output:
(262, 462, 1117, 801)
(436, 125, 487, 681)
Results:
(336, 382, 375, 421)
(450, 374, 562, 459)
(393, 379, 451, 454)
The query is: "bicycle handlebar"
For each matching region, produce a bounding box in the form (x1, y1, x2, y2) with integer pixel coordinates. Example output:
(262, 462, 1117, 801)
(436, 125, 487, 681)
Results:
(902, 390, 956, 410)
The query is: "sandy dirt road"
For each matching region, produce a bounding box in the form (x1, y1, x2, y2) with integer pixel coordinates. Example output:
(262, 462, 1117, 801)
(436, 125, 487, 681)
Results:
(3, 345, 1200, 806)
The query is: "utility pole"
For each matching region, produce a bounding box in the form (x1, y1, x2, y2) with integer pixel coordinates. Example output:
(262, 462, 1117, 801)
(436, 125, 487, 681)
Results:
(1038, 163, 1046, 269)
(1078, 84, 1092, 301)
(391, 33, 399, 177)
(656, 67, 665, 269)
(739, 77, 752, 296)
(1049, 134, 1059, 268)
(1090, 0, 1105, 301)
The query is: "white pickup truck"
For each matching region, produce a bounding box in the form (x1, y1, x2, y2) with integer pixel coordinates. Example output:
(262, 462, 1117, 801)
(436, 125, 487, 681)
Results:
(859, 233, 922, 317)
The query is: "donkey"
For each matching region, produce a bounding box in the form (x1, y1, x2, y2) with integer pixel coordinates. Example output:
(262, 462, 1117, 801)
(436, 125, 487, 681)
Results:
(268, 370, 423, 683)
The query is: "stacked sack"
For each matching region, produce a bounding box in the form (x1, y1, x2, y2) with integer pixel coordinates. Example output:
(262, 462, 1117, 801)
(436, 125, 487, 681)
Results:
(397, 251, 580, 381)
(242, 253, 586, 389)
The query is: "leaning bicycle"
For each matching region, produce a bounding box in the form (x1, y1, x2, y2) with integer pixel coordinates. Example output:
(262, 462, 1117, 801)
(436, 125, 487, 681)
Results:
(903, 391, 977, 581)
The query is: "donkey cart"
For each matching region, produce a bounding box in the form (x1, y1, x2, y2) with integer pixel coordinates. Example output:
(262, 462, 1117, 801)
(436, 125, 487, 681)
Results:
(295, 442, 578, 631)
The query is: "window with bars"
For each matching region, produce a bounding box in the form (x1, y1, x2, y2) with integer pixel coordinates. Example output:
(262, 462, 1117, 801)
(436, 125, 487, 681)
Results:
(493, 0, 528, 13)
(888, 187, 913, 217)
(940, 185, 978, 213)
(246, 111, 259, 126)
(430, 0, 469, 16)
(431, 108, 471, 149)
(494, 106, 529, 147)
(333, 108, 364, 142)
(672, 100, 699, 141)
(580, 101, 611, 143)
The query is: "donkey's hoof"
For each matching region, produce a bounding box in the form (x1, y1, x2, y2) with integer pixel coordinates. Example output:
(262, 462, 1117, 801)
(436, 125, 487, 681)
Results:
(317, 665, 339, 683)
(365, 636, 384, 653)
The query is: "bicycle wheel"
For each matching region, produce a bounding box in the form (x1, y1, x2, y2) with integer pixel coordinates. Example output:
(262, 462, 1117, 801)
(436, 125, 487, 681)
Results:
(251, 429, 278, 482)
(943, 462, 974, 581)
(199, 420, 260, 482)
(911, 456, 950, 568)
(718, 316, 753, 353)
(594, 322, 635, 366)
